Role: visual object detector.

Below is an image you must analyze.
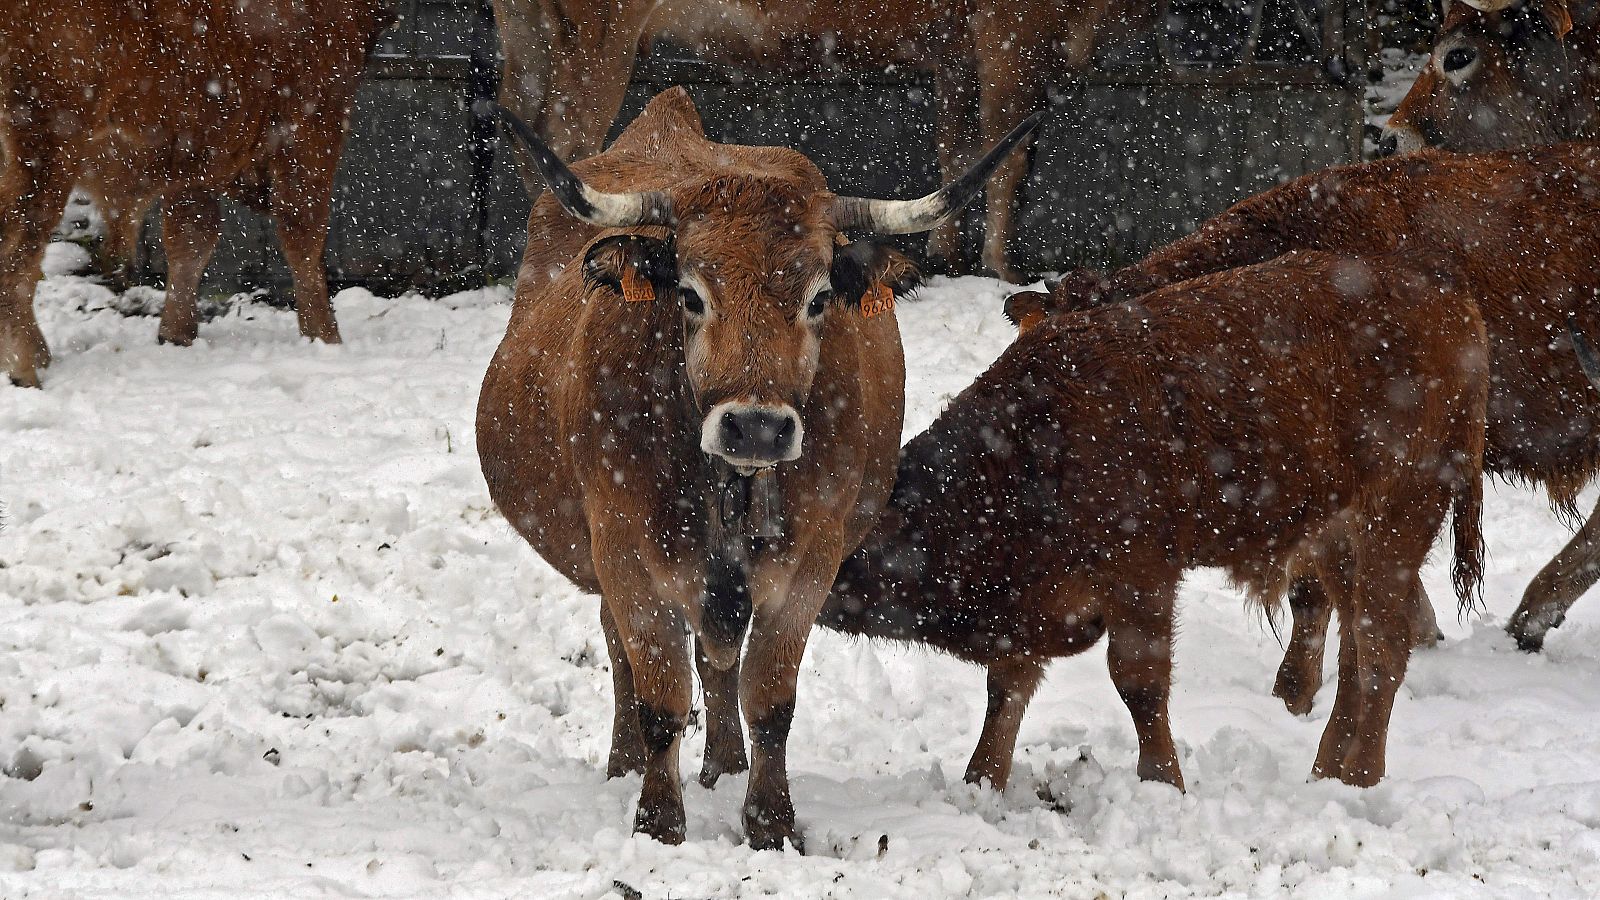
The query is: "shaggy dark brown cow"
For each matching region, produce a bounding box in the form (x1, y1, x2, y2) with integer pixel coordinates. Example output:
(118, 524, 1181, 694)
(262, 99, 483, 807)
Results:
(1047, 143, 1600, 700)
(820, 250, 1487, 791)
(0, 0, 393, 387)
(489, 0, 1149, 281)
(476, 87, 1037, 848)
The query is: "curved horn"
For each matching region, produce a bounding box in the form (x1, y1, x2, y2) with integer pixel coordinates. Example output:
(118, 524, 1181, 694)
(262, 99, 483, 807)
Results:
(1570, 315, 1600, 391)
(481, 100, 674, 228)
(831, 110, 1048, 234)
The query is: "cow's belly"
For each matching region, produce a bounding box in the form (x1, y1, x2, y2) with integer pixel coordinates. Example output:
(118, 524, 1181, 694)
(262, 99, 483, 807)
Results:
(476, 327, 600, 595)
(1465, 256, 1600, 492)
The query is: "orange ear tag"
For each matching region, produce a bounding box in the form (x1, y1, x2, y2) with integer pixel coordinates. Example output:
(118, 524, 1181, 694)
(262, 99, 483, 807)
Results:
(861, 283, 895, 318)
(620, 266, 655, 303)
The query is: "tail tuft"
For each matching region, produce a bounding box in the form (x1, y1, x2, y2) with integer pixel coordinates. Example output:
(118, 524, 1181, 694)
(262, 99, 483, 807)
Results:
(1451, 447, 1486, 618)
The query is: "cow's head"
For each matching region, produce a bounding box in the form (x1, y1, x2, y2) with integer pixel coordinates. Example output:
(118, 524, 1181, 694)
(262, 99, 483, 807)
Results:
(1380, 0, 1585, 155)
(493, 102, 1041, 471)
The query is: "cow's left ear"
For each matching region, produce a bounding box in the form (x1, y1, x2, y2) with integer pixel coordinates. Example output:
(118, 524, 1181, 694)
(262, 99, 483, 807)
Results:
(1542, 0, 1574, 40)
(1003, 290, 1053, 335)
(1506, 0, 1571, 43)
(830, 242, 923, 311)
(583, 235, 677, 302)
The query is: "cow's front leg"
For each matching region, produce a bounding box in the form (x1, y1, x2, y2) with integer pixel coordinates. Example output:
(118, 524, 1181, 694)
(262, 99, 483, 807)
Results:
(738, 541, 843, 852)
(739, 611, 805, 851)
(600, 601, 645, 778)
(594, 540, 693, 843)
(1106, 578, 1183, 788)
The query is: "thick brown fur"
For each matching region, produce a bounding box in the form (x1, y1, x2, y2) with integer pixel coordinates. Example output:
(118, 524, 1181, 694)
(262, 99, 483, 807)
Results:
(477, 88, 918, 850)
(1383, 0, 1599, 154)
(0, 0, 393, 386)
(489, 0, 1149, 282)
(822, 250, 1488, 792)
(1050, 142, 1600, 679)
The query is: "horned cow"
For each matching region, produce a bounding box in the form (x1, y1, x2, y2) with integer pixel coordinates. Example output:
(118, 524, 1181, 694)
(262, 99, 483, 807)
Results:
(476, 87, 1036, 848)
(821, 250, 1488, 791)
(0, 0, 394, 387)
(489, 0, 1149, 282)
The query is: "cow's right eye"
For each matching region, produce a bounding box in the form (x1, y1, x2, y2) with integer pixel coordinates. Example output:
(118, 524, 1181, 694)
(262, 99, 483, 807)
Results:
(680, 287, 706, 317)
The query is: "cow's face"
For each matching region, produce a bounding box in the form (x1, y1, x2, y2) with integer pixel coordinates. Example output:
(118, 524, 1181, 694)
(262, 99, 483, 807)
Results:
(584, 180, 919, 471)
(1381, 0, 1579, 155)
(493, 98, 1043, 470)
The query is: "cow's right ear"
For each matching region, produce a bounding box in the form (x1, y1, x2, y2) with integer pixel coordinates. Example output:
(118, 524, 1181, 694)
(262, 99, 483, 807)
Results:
(582, 235, 677, 302)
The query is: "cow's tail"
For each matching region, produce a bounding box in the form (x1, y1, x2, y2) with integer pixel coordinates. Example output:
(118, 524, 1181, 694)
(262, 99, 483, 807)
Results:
(1450, 430, 1486, 619)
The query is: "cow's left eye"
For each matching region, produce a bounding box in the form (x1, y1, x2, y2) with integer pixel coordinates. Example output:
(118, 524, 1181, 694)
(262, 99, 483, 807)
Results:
(806, 289, 833, 320)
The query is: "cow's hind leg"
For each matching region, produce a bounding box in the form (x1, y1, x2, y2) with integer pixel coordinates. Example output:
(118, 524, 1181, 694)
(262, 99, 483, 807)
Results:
(1273, 575, 1333, 717)
(1507, 493, 1600, 651)
(926, 60, 979, 274)
(963, 656, 1045, 790)
(157, 190, 221, 346)
(1314, 525, 1426, 786)
(600, 602, 645, 778)
(970, 16, 1039, 283)
(0, 121, 76, 386)
(1311, 546, 1362, 779)
(1106, 579, 1183, 789)
(1277, 572, 1437, 717)
(269, 137, 342, 344)
(695, 638, 748, 788)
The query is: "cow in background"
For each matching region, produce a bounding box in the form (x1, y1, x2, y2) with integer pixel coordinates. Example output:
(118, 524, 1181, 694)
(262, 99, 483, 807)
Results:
(0, 0, 394, 387)
(822, 250, 1487, 791)
(1381, 0, 1599, 154)
(477, 87, 1037, 848)
(1043, 143, 1600, 693)
(489, 0, 1149, 282)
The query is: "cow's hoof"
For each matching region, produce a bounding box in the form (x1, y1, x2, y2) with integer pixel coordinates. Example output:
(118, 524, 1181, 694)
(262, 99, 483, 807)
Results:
(698, 745, 748, 789)
(1507, 607, 1561, 653)
(633, 801, 686, 845)
(2, 321, 50, 388)
(1272, 669, 1318, 717)
(157, 322, 198, 346)
(1411, 628, 1445, 650)
(744, 802, 802, 853)
(1507, 620, 1547, 653)
(299, 319, 342, 344)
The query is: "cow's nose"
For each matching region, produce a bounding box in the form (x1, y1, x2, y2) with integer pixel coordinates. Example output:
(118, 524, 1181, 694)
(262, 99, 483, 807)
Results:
(1377, 132, 1399, 157)
(1443, 46, 1477, 73)
(703, 404, 803, 468)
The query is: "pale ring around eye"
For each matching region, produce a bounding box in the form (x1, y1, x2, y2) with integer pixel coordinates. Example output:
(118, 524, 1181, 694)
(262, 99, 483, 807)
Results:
(679, 286, 706, 316)
(806, 288, 834, 319)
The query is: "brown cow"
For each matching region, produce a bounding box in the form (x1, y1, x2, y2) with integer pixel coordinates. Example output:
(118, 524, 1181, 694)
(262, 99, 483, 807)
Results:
(476, 87, 1037, 848)
(1046, 143, 1600, 699)
(489, 0, 1149, 282)
(0, 0, 393, 387)
(1380, 0, 1599, 155)
(821, 250, 1487, 791)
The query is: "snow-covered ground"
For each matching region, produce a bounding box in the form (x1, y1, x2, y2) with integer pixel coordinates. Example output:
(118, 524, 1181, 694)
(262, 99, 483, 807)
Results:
(4, 274, 1600, 899)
